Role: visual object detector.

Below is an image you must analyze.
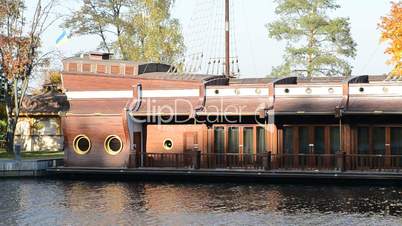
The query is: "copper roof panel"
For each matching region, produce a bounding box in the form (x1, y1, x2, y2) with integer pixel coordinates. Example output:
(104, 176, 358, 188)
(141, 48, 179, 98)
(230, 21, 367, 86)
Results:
(347, 97, 402, 114)
(274, 97, 342, 115)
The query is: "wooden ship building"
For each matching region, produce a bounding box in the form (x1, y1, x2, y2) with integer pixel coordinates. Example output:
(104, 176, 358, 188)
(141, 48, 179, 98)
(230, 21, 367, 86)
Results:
(60, 52, 402, 171)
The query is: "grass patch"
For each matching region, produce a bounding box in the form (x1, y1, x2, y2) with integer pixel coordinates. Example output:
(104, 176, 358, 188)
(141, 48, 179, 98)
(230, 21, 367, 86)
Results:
(0, 148, 64, 160)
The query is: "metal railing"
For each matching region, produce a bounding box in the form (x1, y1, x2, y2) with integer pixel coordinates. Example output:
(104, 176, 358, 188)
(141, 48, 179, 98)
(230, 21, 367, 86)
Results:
(144, 153, 194, 168)
(200, 153, 266, 169)
(346, 154, 402, 171)
(142, 152, 402, 172)
(271, 153, 338, 170)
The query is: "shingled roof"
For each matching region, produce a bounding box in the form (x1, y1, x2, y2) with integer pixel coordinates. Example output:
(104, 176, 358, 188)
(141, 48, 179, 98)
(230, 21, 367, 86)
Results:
(20, 91, 69, 115)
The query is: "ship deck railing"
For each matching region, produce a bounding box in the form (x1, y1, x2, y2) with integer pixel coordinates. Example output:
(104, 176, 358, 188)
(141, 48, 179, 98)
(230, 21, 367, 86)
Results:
(143, 152, 402, 172)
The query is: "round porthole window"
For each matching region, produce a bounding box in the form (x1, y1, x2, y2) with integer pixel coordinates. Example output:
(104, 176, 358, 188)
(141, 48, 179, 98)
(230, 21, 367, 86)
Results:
(163, 139, 173, 151)
(284, 88, 290, 94)
(214, 89, 220, 94)
(305, 88, 312, 94)
(359, 87, 364, 93)
(255, 88, 261, 94)
(104, 135, 123, 155)
(73, 135, 91, 155)
(328, 88, 334, 94)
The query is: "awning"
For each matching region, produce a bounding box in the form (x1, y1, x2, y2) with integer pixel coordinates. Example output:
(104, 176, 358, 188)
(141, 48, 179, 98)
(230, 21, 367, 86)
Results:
(345, 96, 402, 114)
(274, 97, 342, 115)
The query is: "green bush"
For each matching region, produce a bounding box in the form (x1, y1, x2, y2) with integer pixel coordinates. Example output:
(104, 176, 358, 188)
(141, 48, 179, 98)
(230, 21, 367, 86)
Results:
(0, 119, 6, 140)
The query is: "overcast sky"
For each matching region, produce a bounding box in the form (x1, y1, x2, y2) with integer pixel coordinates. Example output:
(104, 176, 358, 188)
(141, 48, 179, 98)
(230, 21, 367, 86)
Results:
(35, 0, 394, 78)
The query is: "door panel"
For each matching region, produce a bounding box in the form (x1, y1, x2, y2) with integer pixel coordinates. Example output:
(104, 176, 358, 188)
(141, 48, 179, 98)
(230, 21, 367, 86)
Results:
(257, 127, 266, 154)
(358, 127, 369, 154)
(299, 127, 309, 154)
(391, 128, 402, 155)
(214, 127, 225, 154)
(184, 132, 198, 152)
(133, 132, 142, 154)
(330, 127, 340, 154)
(243, 127, 254, 155)
(228, 127, 239, 153)
(283, 127, 293, 154)
(314, 127, 325, 154)
(373, 127, 385, 155)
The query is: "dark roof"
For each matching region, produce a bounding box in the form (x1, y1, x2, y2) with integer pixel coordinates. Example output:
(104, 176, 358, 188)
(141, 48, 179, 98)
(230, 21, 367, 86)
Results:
(229, 77, 275, 84)
(20, 91, 69, 115)
(297, 76, 346, 83)
(274, 97, 342, 115)
(346, 96, 402, 114)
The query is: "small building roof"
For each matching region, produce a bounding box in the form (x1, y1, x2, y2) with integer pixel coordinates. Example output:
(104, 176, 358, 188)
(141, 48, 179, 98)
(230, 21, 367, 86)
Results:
(20, 91, 69, 115)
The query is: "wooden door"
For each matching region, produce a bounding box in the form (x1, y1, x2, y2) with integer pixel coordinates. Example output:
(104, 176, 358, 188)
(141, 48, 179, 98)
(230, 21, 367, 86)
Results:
(184, 132, 198, 152)
(130, 132, 142, 168)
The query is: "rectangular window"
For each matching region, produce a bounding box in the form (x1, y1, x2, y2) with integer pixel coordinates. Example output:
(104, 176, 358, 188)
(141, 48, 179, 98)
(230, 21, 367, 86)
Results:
(214, 127, 225, 154)
(373, 127, 385, 155)
(125, 66, 134, 75)
(257, 127, 266, 154)
(97, 64, 106, 74)
(391, 128, 402, 155)
(111, 65, 121, 75)
(68, 63, 77, 72)
(283, 127, 293, 154)
(330, 127, 340, 154)
(82, 63, 91, 72)
(358, 127, 369, 154)
(299, 127, 309, 154)
(243, 127, 254, 154)
(228, 127, 239, 153)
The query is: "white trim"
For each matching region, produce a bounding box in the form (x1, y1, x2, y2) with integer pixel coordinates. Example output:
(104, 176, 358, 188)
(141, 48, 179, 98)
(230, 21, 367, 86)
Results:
(66, 91, 133, 99)
(206, 88, 269, 97)
(349, 85, 402, 96)
(142, 89, 200, 98)
(275, 86, 343, 96)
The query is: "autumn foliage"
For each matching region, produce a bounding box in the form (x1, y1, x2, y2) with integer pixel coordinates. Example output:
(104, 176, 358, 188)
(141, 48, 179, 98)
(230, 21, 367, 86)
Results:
(379, 1, 402, 76)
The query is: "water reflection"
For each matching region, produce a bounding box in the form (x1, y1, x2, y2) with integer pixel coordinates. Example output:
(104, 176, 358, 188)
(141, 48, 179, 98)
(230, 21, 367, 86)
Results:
(1, 179, 402, 225)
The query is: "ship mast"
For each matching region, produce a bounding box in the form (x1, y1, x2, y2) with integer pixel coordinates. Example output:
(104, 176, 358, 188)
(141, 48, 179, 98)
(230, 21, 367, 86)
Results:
(225, 0, 230, 78)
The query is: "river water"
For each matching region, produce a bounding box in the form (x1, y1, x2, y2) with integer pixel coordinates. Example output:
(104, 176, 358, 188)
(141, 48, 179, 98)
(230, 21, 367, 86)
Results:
(1, 179, 402, 225)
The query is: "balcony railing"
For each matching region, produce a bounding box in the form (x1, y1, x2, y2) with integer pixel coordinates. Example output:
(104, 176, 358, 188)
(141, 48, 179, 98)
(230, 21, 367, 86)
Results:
(141, 152, 402, 172)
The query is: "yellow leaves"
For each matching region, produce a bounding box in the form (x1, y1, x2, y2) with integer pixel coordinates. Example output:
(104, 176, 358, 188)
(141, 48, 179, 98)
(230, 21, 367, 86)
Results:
(47, 71, 62, 85)
(379, 1, 402, 76)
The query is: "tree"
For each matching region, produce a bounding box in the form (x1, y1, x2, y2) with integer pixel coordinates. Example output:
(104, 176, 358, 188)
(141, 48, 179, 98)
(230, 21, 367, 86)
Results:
(379, 1, 402, 77)
(46, 71, 62, 86)
(119, 0, 185, 64)
(63, 0, 133, 58)
(267, 0, 357, 78)
(63, 0, 184, 64)
(0, 0, 57, 153)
